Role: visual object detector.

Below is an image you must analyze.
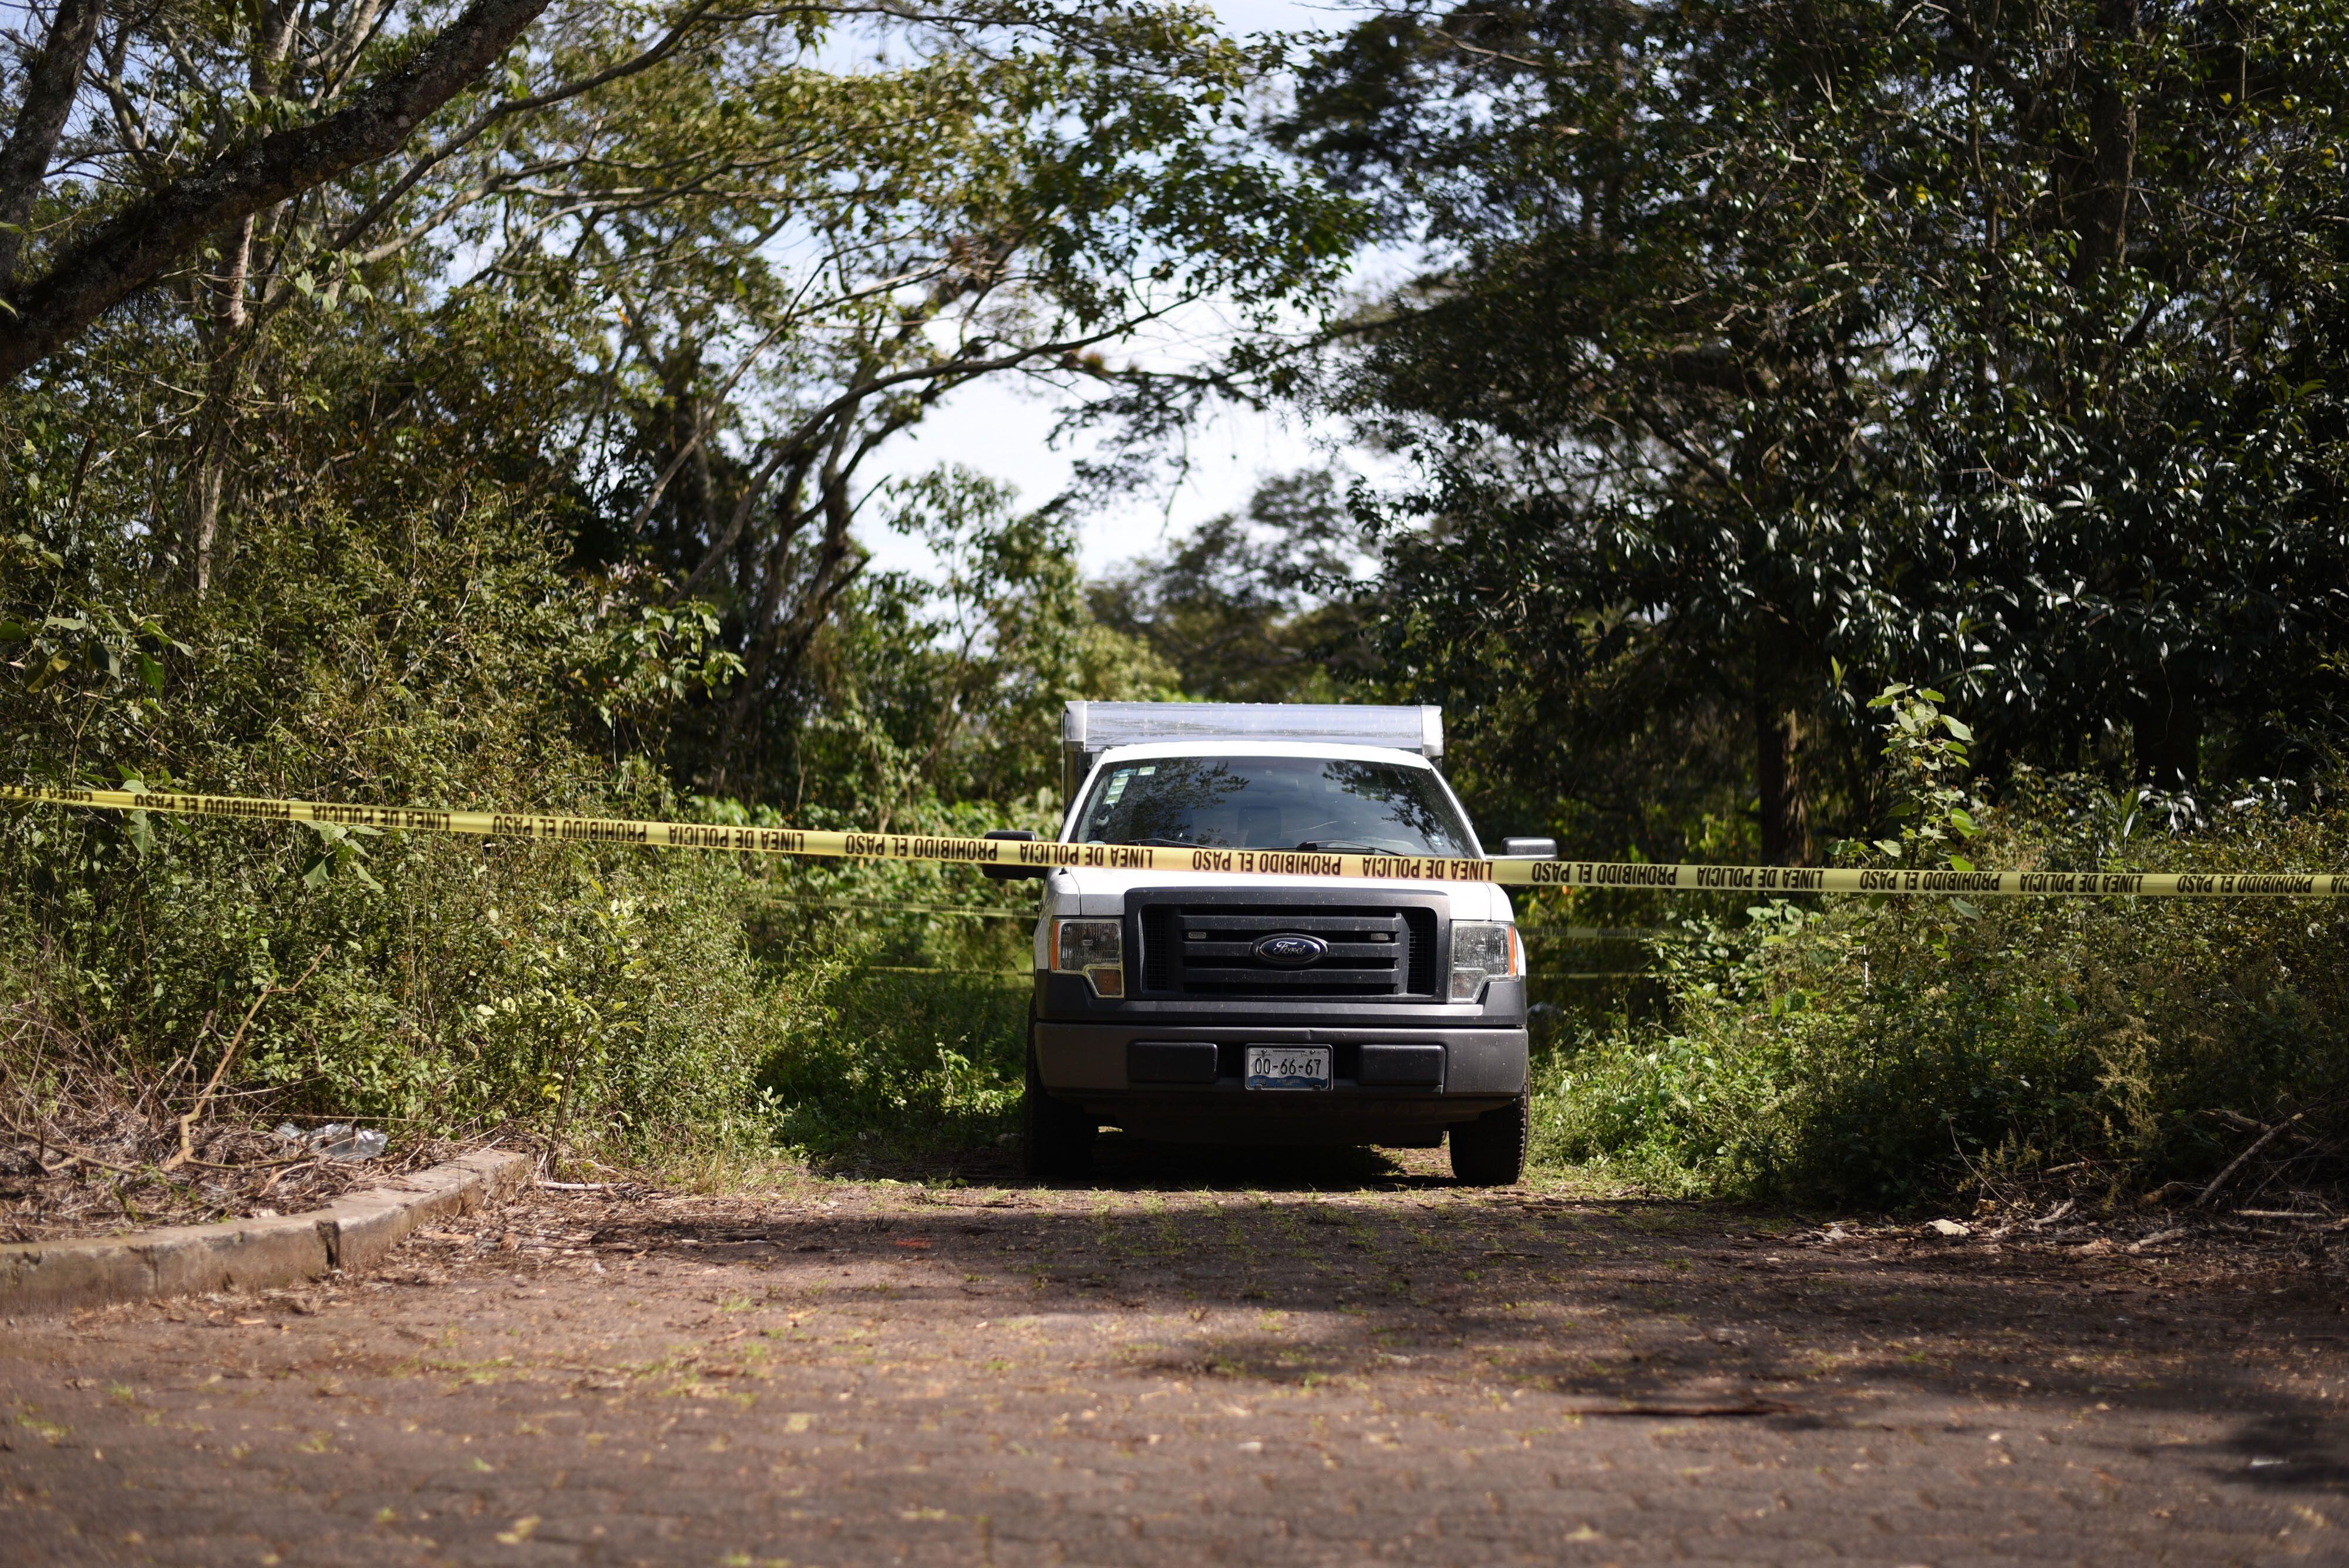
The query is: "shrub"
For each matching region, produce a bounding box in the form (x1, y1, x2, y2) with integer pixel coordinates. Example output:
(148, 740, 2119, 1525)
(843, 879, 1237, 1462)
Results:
(1539, 692, 2349, 1207)
(2, 492, 779, 1160)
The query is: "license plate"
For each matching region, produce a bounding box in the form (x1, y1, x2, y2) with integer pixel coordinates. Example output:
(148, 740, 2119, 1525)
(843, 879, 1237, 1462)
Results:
(1246, 1046, 1331, 1091)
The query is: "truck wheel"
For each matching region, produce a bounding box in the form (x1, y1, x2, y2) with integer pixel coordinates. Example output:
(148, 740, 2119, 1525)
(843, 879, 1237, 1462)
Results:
(1449, 1093, 1528, 1186)
(1023, 1048, 1095, 1181)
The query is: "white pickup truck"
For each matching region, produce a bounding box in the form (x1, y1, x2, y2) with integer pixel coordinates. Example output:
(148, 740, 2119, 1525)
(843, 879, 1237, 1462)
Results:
(987, 702, 1554, 1185)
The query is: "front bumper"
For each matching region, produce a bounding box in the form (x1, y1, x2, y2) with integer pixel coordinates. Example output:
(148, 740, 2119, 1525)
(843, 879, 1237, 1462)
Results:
(1031, 1016, 1529, 1144)
(1029, 883, 1528, 1143)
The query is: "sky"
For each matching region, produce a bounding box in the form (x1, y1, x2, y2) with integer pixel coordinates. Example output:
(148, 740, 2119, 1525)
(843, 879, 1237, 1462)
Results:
(864, 0, 1384, 583)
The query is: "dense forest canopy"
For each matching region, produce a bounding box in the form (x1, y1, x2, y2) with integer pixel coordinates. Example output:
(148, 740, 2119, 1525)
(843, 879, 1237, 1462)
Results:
(1284, 0, 2349, 864)
(1, 0, 1357, 801)
(5, 0, 2349, 1203)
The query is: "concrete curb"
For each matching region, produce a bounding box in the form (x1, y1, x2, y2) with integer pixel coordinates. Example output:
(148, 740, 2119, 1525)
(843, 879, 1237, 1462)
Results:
(0, 1148, 531, 1317)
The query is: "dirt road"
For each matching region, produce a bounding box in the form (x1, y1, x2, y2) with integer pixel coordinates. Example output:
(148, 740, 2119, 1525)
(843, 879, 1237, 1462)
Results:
(5, 1143, 2346, 1566)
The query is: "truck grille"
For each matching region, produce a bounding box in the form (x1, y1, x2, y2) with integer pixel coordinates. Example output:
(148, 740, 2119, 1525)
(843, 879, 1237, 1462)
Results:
(1138, 905, 1439, 998)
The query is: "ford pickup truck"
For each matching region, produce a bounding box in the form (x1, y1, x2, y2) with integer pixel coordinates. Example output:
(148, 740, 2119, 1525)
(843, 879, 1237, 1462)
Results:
(990, 702, 1554, 1185)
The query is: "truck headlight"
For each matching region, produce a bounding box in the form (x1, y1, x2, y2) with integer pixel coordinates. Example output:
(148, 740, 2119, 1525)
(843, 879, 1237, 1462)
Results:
(1449, 920, 1525, 1001)
(1053, 918, 1125, 998)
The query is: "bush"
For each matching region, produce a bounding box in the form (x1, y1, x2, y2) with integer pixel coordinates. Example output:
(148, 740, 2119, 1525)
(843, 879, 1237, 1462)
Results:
(1, 434, 1095, 1175)
(2, 492, 782, 1160)
(1539, 695, 2349, 1208)
(732, 793, 1049, 1165)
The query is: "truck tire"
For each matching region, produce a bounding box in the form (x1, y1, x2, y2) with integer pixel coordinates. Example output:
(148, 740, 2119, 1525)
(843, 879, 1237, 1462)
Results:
(1449, 1093, 1528, 1186)
(1023, 1046, 1095, 1181)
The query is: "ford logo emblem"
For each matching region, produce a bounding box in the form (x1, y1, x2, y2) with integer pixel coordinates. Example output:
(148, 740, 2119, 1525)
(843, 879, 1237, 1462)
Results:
(1253, 933, 1328, 967)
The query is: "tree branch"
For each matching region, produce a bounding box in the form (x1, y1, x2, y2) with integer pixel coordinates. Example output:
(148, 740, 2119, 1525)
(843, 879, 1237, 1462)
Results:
(622, 315, 791, 536)
(0, 0, 108, 288)
(315, 0, 722, 268)
(0, 0, 554, 381)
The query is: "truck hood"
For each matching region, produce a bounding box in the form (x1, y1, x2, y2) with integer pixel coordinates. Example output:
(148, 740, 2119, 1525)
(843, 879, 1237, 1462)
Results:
(1036, 866, 1517, 923)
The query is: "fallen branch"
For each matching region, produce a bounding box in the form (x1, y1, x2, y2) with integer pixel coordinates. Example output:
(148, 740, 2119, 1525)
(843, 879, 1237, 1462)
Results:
(177, 1155, 315, 1173)
(0, 1112, 149, 1177)
(2126, 1226, 2189, 1253)
(258, 1158, 317, 1195)
(38, 1145, 146, 1177)
(7, 1123, 313, 1180)
(2198, 1114, 2305, 1209)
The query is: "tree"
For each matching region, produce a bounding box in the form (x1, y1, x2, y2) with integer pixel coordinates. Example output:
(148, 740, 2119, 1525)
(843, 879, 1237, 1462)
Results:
(527, 17, 1358, 792)
(0, 0, 569, 380)
(785, 470, 1176, 823)
(0, 0, 764, 589)
(1282, 0, 2349, 860)
(1089, 470, 1372, 702)
(4, 0, 1359, 800)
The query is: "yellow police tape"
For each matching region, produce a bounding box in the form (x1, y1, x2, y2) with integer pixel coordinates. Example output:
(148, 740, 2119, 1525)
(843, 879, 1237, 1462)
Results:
(4, 784, 2345, 897)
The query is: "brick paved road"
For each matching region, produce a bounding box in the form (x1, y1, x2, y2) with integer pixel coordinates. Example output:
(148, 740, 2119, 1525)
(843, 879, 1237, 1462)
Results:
(5, 1145, 2345, 1565)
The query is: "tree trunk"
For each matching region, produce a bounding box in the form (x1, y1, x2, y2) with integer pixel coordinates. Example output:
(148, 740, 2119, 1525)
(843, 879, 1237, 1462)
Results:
(181, 224, 261, 595)
(180, 324, 247, 595)
(1755, 660, 1811, 866)
(710, 543, 793, 792)
(176, 6, 311, 594)
(2071, 0, 2139, 283)
(0, 0, 107, 288)
(184, 442, 228, 596)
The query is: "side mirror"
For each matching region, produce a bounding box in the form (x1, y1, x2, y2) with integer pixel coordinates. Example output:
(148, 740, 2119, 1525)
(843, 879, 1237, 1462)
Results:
(981, 828, 1047, 880)
(1499, 837, 1559, 860)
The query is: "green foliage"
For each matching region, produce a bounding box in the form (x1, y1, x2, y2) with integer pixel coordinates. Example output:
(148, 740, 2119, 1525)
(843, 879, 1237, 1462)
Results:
(759, 963, 1031, 1164)
(504, 7, 1360, 799)
(0, 379, 1160, 1163)
(1089, 470, 1374, 703)
(580, 603, 745, 746)
(1, 486, 781, 1155)
(726, 795, 1050, 1163)
(1863, 685, 1988, 873)
(1538, 694, 2349, 1207)
(1285, 0, 2349, 862)
(15, 0, 2349, 1207)
(0, 0, 1348, 1173)
(782, 470, 1177, 822)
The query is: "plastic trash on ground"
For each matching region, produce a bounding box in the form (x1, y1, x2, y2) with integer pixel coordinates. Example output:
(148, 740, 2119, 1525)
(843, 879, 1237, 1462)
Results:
(271, 1121, 388, 1160)
(317, 1126, 389, 1160)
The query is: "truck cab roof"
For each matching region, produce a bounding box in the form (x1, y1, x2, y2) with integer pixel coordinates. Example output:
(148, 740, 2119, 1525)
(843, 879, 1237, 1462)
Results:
(1062, 741, 1470, 846)
(1045, 724, 1510, 922)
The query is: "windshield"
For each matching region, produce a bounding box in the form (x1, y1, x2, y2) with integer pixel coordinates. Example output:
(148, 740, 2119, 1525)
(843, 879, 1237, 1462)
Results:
(1071, 755, 1476, 857)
